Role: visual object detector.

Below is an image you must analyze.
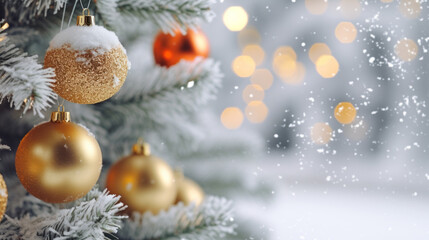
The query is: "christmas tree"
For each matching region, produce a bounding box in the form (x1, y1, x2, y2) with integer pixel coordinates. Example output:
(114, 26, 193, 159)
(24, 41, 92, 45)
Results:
(0, 0, 265, 239)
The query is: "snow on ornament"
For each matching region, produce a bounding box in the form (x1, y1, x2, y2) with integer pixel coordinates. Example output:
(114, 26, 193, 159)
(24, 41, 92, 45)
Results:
(44, 9, 130, 104)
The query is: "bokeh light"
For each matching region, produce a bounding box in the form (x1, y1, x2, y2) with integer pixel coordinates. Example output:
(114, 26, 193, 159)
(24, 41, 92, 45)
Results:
(394, 38, 418, 62)
(221, 107, 244, 130)
(309, 43, 332, 63)
(245, 101, 268, 123)
(223, 6, 248, 32)
(273, 55, 297, 79)
(316, 55, 339, 78)
(232, 55, 256, 77)
(335, 22, 357, 44)
(399, 0, 421, 19)
(380, 0, 393, 2)
(274, 46, 297, 61)
(339, 0, 361, 19)
(242, 84, 265, 103)
(334, 102, 357, 124)
(281, 62, 306, 85)
(250, 69, 274, 90)
(0, 22, 9, 31)
(305, 0, 328, 15)
(243, 44, 265, 66)
(238, 26, 261, 48)
(345, 121, 367, 141)
(311, 122, 333, 145)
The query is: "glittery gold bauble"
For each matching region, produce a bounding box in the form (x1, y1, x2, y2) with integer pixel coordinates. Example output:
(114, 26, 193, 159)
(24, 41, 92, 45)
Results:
(334, 102, 357, 124)
(44, 9, 128, 104)
(175, 171, 204, 206)
(0, 174, 7, 221)
(106, 141, 177, 215)
(153, 28, 210, 67)
(15, 107, 102, 203)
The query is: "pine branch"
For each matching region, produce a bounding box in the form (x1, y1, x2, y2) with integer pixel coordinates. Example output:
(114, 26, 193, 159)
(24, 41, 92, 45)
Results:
(0, 28, 56, 118)
(3, 0, 67, 24)
(118, 196, 236, 240)
(0, 188, 127, 240)
(98, 0, 216, 33)
(100, 58, 223, 159)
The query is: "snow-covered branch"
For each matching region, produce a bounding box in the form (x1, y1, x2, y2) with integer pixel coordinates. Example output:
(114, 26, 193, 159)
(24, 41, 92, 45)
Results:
(118, 196, 236, 240)
(0, 188, 126, 239)
(98, 0, 216, 33)
(0, 28, 56, 118)
(100, 59, 223, 159)
(3, 0, 67, 24)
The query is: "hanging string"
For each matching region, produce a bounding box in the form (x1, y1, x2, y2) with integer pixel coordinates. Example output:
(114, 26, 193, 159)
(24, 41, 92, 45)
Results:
(60, 1, 67, 31)
(79, 0, 91, 10)
(67, 0, 79, 27)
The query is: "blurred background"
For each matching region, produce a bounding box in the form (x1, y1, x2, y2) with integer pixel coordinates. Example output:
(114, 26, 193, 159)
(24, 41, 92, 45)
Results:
(202, 0, 429, 239)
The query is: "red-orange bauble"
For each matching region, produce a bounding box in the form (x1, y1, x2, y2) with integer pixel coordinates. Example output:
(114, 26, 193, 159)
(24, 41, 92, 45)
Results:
(153, 29, 210, 67)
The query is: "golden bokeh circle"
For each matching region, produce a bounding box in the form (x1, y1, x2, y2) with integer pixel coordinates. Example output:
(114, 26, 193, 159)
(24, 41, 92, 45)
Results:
(309, 43, 332, 63)
(245, 101, 268, 123)
(250, 69, 274, 90)
(335, 22, 357, 44)
(311, 122, 332, 145)
(316, 55, 339, 78)
(334, 102, 357, 124)
(242, 84, 265, 103)
(243, 44, 265, 66)
(281, 62, 306, 85)
(399, 0, 421, 19)
(223, 6, 248, 31)
(394, 38, 418, 62)
(232, 55, 256, 77)
(221, 107, 244, 129)
(305, 0, 328, 15)
(339, 0, 361, 19)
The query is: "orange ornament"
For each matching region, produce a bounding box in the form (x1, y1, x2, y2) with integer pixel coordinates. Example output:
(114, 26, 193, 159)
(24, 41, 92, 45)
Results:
(153, 29, 210, 67)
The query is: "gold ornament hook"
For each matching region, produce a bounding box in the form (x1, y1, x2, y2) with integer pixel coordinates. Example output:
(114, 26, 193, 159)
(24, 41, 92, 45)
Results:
(51, 105, 71, 123)
(132, 138, 151, 156)
(77, 8, 95, 26)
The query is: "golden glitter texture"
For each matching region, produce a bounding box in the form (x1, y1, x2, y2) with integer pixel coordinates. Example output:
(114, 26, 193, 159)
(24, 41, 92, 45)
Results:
(15, 109, 102, 203)
(106, 140, 177, 216)
(0, 174, 7, 221)
(44, 45, 128, 104)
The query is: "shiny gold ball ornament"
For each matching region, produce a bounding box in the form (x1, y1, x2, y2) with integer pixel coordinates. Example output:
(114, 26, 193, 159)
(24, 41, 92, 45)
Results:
(44, 9, 129, 104)
(15, 106, 102, 203)
(174, 170, 204, 206)
(153, 28, 210, 67)
(106, 140, 177, 215)
(0, 174, 7, 221)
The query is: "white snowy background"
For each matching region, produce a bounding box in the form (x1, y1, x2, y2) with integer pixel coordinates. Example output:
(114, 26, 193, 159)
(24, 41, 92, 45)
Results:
(201, 0, 429, 239)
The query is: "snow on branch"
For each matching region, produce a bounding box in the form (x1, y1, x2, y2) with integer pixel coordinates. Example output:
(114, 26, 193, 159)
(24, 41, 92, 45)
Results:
(0, 138, 10, 151)
(101, 59, 222, 158)
(118, 196, 236, 240)
(0, 188, 126, 239)
(0, 28, 56, 118)
(3, 0, 67, 24)
(98, 0, 216, 33)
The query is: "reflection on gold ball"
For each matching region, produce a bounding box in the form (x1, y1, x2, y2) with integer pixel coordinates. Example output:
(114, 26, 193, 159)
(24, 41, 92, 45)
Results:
(153, 29, 209, 67)
(15, 120, 102, 203)
(106, 142, 177, 215)
(175, 173, 204, 206)
(334, 102, 357, 124)
(0, 174, 7, 221)
(44, 45, 128, 104)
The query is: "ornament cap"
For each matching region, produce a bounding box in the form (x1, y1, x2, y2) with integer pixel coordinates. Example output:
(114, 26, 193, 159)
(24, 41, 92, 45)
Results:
(132, 139, 151, 156)
(50, 105, 71, 123)
(77, 8, 95, 26)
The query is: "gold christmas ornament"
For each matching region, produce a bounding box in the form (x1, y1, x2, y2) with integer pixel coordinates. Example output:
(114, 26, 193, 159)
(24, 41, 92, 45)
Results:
(44, 9, 129, 104)
(15, 106, 102, 203)
(106, 140, 177, 216)
(175, 170, 204, 206)
(0, 174, 7, 221)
